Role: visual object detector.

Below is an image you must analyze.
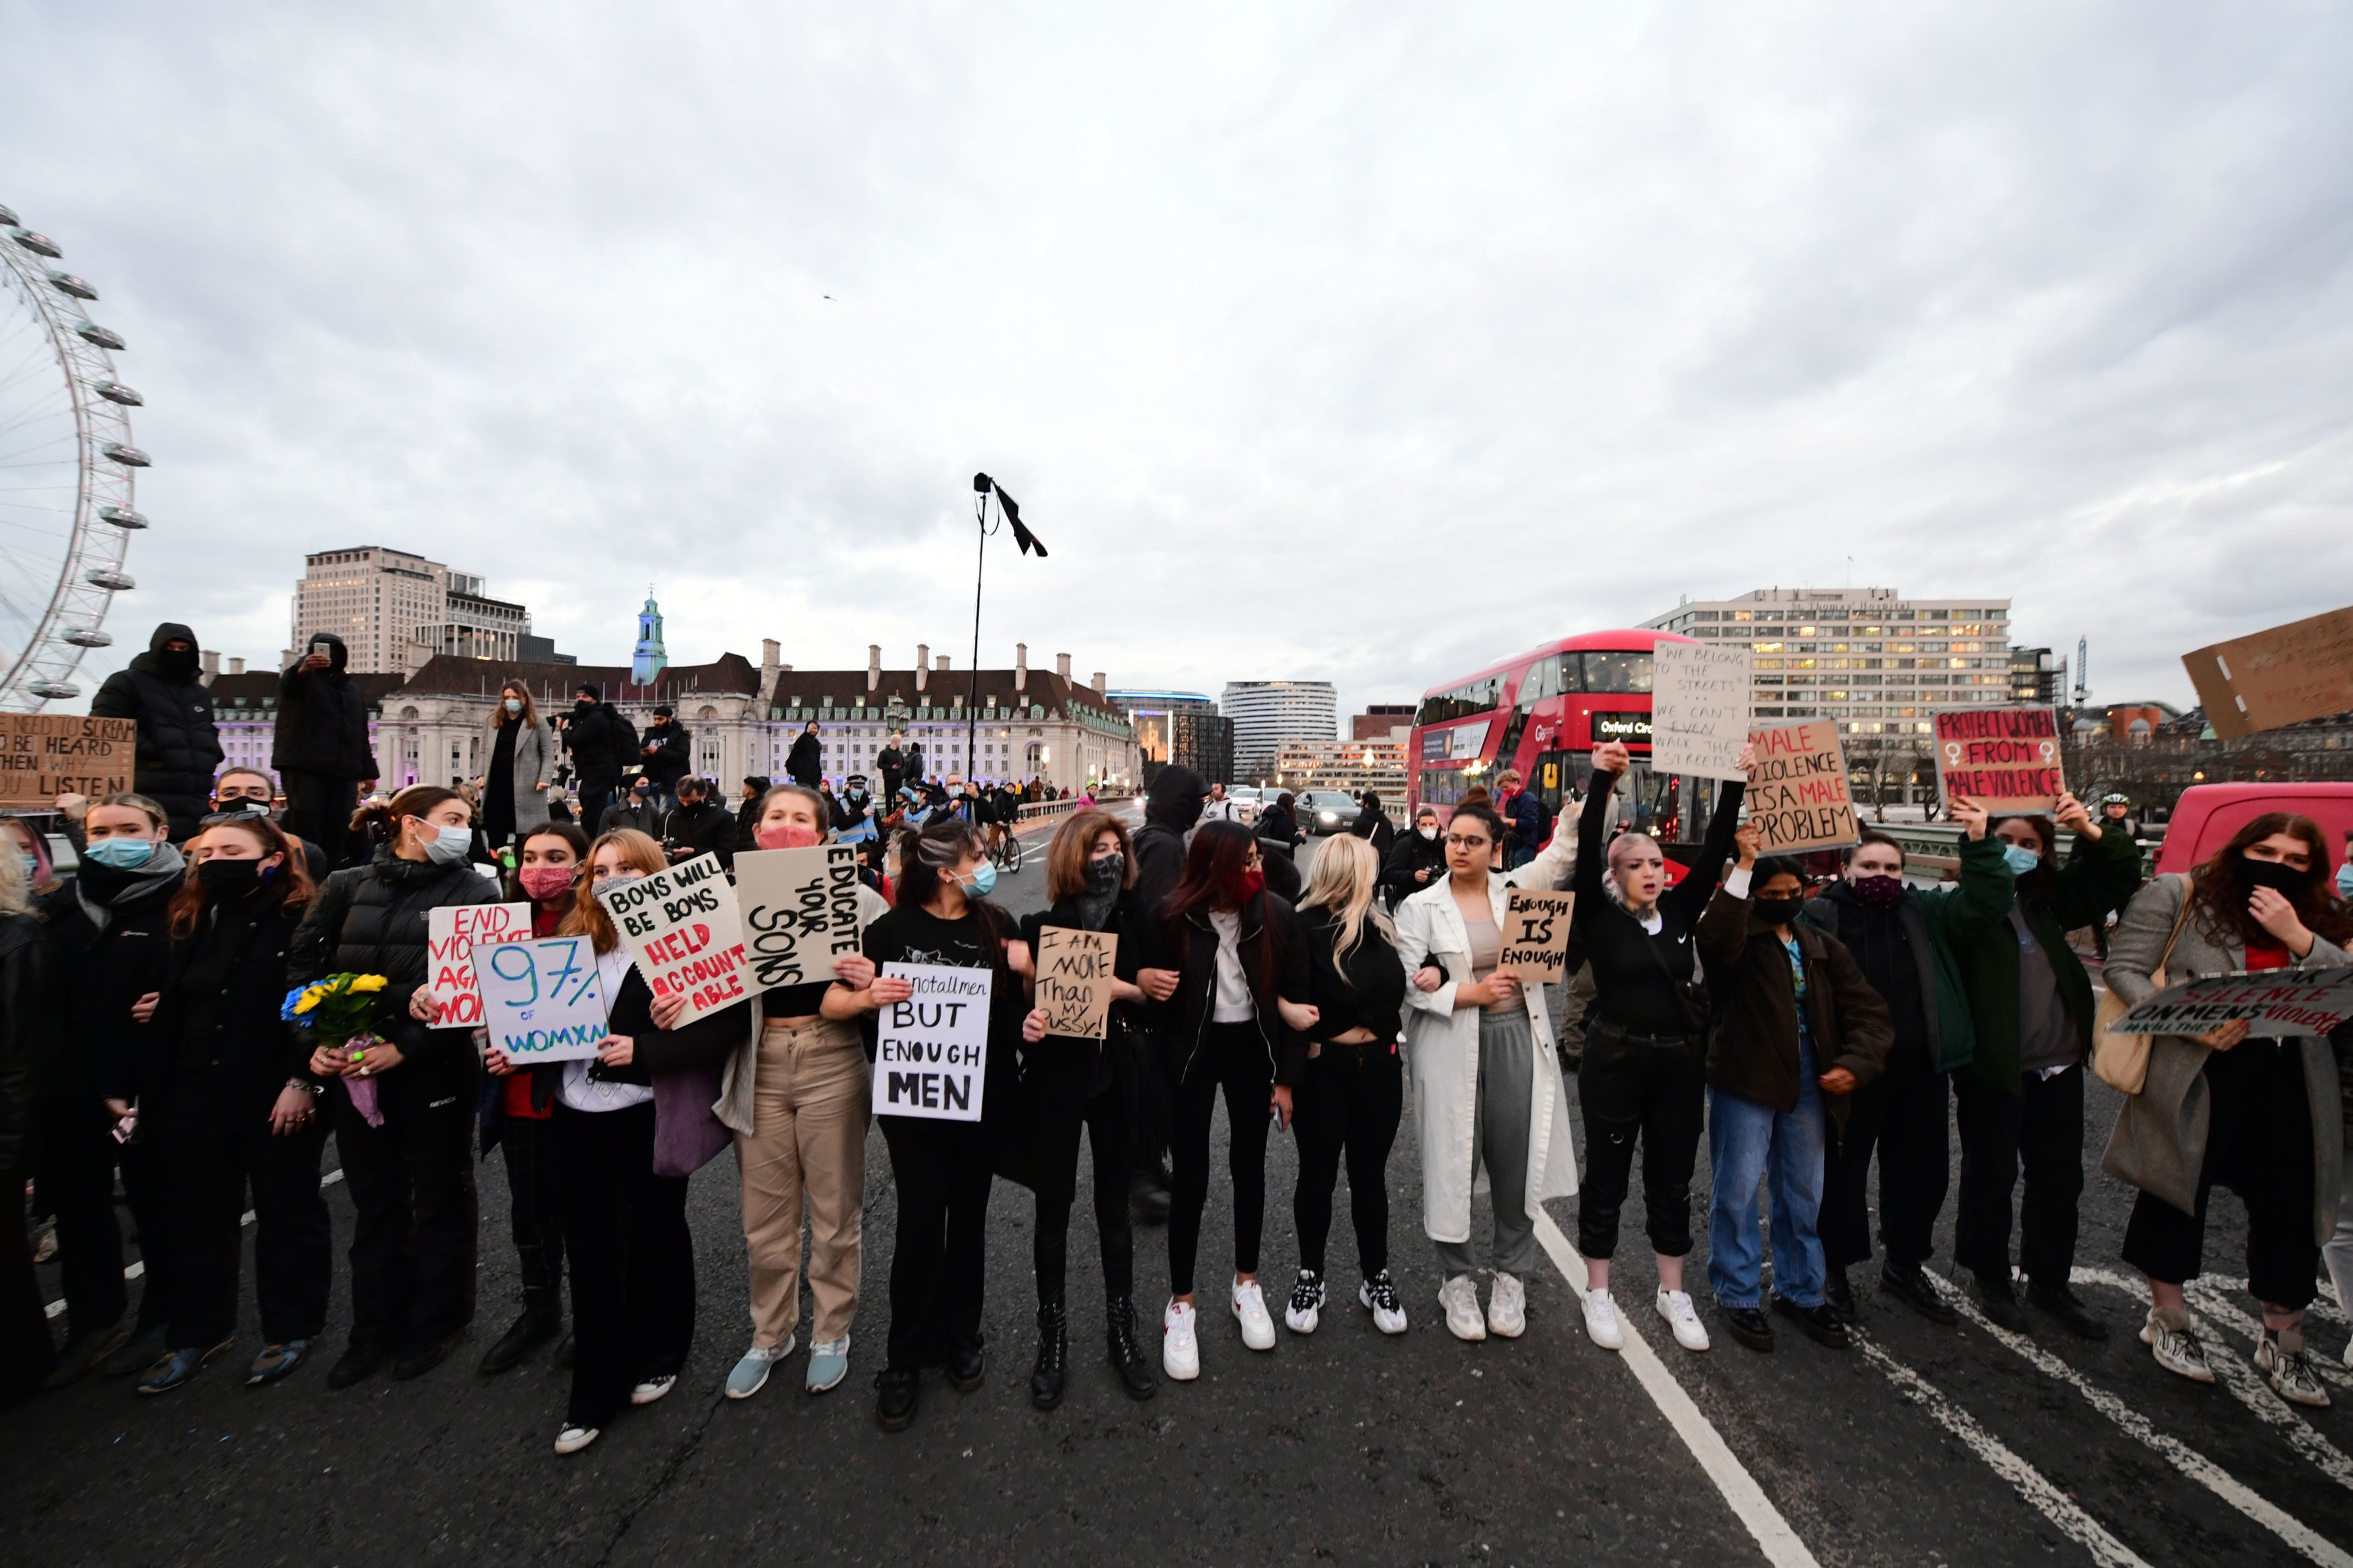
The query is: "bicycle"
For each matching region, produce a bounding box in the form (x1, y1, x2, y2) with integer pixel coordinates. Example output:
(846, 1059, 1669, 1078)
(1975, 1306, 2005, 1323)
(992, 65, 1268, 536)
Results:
(990, 825, 1025, 875)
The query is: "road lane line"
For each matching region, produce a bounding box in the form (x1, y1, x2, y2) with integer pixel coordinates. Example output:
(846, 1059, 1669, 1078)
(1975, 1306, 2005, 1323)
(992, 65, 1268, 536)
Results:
(1529, 1209, 1820, 1568)
(1930, 1273, 2352, 1567)
(42, 1166, 346, 1321)
(1853, 1331, 2151, 1567)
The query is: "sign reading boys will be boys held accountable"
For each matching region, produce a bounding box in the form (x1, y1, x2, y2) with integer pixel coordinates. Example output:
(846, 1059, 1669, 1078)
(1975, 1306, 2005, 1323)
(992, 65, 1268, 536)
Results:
(427, 902, 532, 1028)
(872, 962, 993, 1120)
(594, 852, 750, 1024)
(1931, 706, 2065, 813)
(1743, 719, 1861, 854)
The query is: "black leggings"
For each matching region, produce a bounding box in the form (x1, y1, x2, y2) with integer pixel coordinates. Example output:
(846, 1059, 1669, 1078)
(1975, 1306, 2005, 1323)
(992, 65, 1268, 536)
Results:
(554, 1102, 693, 1428)
(1034, 1077, 1134, 1307)
(1292, 1042, 1402, 1279)
(1575, 1027, 1705, 1260)
(1168, 1022, 1273, 1296)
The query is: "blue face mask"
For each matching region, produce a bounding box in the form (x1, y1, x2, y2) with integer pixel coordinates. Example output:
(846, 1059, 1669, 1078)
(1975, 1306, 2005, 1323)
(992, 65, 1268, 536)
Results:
(961, 862, 998, 898)
(19, 852, 39, 879)
(85, 837, 157, 870)
(2002, 843, 2042, 877)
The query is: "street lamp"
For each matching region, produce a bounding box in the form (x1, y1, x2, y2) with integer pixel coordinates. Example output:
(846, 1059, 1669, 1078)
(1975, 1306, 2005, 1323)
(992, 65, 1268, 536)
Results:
(967, 472, 1047, 788)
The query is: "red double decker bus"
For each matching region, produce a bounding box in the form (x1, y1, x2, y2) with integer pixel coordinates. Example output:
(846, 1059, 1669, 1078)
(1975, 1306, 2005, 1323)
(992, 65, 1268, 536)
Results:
(1409, 628, 1720, 841)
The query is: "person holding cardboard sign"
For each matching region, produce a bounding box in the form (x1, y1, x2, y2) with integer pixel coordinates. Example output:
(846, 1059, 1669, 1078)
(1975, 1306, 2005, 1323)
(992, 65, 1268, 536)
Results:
(1012, 810, 1160, 1409)
(855, 817, 1048, 1434)
(2102, 813, 2352, 1406)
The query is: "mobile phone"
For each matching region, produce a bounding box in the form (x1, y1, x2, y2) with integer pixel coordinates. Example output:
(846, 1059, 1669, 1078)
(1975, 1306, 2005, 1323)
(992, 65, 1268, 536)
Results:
(1270, 1103, 1288, 1133)
(110, 1112, 139, 1145)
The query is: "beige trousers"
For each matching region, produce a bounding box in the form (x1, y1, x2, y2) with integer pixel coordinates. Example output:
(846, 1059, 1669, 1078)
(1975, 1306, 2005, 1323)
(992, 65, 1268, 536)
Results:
(737, 1016, 871, 1347)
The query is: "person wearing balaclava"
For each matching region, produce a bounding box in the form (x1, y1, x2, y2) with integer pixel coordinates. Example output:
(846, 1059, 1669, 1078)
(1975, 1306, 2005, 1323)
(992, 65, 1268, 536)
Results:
(272, 632, 378, 869)
(1125, 766, 1207, 1223)
(90, 622, 223, 843)
(561, 684, 630, 837)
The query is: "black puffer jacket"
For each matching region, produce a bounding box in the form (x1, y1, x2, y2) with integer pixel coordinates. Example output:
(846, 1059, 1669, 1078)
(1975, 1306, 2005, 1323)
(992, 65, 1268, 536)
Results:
(290, 846, 500, 1090)
(89, 622, 222, 838)
(563, 700, 633, 787)
(272, 632, 378, 780)
(785, 729, 822, 787)
(663, 798, 737, 868)
(1381, 825, 1445, 908)
(40, 855, 184, 1102)
(640, 718, 691, 787)
(138, 893, 308, 1126)
(0, 913, 57, 1173)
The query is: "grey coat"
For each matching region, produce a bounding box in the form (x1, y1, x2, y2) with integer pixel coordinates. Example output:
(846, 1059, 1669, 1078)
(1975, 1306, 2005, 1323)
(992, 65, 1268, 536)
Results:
(2099, 872, 2346, 1243)
(502, 718, 554, 835)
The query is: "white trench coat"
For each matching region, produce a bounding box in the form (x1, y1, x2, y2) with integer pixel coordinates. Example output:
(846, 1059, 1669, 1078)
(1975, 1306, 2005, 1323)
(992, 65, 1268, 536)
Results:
(1394, 871, 1579, 1245)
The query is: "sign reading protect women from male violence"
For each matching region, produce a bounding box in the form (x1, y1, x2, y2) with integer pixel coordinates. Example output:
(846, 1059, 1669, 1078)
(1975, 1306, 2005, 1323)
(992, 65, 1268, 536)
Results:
(594, 852, 750, 1024)
(1650, 640, 1753, 780)
(2104, 969, 2353, 1038)
(734, 843, 863, 991)
(428, 902, 531, 1028)
(474, 935, 610, 1062)
(1743, 719, 1860, 854)
(872, 962, 992, 1120)
(1931, 706, 2065, 813)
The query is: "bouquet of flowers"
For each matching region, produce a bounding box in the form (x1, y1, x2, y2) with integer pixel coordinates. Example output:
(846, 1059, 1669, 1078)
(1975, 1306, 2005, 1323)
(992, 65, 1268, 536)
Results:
(283, 973, 392, 1125)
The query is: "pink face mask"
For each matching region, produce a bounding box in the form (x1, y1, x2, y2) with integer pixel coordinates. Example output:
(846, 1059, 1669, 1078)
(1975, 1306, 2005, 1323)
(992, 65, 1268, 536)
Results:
(756, 822, 823, 851)
(518, 865, 576, 903)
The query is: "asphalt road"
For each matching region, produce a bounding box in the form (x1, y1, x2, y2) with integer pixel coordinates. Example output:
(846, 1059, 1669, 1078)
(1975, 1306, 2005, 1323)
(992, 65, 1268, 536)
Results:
(7, 819, 2352, 1566)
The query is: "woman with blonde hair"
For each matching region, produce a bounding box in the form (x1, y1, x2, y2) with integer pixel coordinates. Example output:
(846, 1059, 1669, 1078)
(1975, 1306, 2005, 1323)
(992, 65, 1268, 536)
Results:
(1283, 833, 1410, 1336)
(713, 784, 889, 1403)
(479, 680, 554, 856)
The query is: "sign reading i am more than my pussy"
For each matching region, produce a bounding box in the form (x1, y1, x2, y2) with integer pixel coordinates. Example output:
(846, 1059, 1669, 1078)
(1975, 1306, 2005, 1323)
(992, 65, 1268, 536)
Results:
(1035, 926, 1117, 1040)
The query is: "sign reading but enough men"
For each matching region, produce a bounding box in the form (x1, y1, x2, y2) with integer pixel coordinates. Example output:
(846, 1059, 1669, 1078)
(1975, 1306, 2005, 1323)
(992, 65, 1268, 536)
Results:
(872, 962, 992, 1120)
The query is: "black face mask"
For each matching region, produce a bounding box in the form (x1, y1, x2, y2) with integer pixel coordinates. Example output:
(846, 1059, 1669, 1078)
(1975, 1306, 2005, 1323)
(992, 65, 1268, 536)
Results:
(1086, 854, 1125, 893)
(197, 858, 268, 899)
(1752, 897, 1803, 927)
(2238, 856, 2311, 895)
(575, 699, 594, 712)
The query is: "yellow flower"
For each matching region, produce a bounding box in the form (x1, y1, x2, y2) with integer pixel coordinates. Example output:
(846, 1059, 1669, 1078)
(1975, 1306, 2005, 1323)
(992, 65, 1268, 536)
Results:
(350, 975, 389, 993)
(292, 987, 324, 1015)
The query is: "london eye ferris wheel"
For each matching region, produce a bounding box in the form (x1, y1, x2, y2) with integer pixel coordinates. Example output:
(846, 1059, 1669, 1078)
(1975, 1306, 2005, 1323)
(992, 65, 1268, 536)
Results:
(0, 201, 145, 710)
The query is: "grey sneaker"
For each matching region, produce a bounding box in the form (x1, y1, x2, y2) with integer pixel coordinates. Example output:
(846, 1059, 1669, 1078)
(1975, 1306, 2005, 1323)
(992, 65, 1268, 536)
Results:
(2254, 1330, 2330, 1409)
(726, 1336, 795, 1401)
(805, 1335, 851, 1395)
(2139, 1305, 2215, 1384)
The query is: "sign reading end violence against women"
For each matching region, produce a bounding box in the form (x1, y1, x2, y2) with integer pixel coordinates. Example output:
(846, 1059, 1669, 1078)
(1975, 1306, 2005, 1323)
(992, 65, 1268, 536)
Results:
(2106, 968, 2353, 1038)
(427, 902, 531, 1028)
(1035, 927, 1118, 1040)
(0, 713, 135, 809)
(1744, 720, 1860, 854)
(475, 935, 610, 1063)
(872, 962, 992, 1120)
(1650, 640, 1753, 780)
(1931, 706, 2065, 813)
(594, 852, 750, 1024)
(1498, 889, 1575, 985)
(734, 843, 863, 992)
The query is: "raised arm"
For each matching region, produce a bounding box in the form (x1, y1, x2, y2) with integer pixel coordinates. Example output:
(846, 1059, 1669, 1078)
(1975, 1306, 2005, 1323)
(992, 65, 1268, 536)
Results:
(1663, 750, 1753, 925)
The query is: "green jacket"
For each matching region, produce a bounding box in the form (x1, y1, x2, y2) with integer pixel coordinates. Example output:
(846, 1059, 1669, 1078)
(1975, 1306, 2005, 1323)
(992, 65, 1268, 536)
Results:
(1802, 833, 2013, 1073)
(1950, 825, 2145, 1095)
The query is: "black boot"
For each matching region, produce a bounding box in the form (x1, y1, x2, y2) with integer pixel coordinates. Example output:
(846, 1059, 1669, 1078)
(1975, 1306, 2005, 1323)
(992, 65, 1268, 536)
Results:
(1029, 1302, 1069, 1411)
(1106, 1294, 1158, 1401)
(479, 1292, 561, 1376)
(1128, 1169, 1172, 1227)
(1823, 1268, 1858, 1325)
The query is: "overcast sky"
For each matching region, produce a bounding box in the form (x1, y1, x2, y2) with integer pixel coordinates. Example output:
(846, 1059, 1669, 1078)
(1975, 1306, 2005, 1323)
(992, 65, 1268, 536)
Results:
(5, 2, 2350, 727)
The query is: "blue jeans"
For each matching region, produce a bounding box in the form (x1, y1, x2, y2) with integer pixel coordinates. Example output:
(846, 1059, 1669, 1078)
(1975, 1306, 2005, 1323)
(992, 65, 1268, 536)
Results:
(1706, 1042, 1829, 1310)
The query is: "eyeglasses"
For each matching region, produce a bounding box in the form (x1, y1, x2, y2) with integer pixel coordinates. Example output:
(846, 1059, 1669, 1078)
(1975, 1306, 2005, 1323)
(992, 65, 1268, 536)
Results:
(1443, 834, 1490, 850)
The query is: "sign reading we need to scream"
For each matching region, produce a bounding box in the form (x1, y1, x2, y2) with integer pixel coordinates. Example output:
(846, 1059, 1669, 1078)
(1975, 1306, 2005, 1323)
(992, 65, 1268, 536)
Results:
(594, 852, 750, 1024)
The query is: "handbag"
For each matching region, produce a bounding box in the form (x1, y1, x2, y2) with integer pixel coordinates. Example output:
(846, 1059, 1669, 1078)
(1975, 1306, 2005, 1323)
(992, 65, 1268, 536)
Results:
(2090, 874, 2192, 1096)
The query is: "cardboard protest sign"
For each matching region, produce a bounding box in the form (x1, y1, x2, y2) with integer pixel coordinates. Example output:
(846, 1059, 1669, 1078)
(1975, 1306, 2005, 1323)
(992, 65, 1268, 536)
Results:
(735, 843, 863, 992)
(427, 902, 531, 1028)
(0, 713, 136, 809)
(2183, 606, 2353, 741)
(1499, 889, 1575, 985)
(1650, 640, 1753, 780)
(1744, 720, 1860, 854)
(1931, 706, 2065, 813)
(2104, 968, 2353, 1038)
(1035, 926, 1118, 1040)
(594, 852, 750, 1023)
(475, 934, 610, 1063)
(872, 962, 992, 1120)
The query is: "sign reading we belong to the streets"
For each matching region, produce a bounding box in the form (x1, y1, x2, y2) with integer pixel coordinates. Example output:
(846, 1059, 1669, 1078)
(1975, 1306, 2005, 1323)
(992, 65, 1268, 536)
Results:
(872, 962, 992, 1120)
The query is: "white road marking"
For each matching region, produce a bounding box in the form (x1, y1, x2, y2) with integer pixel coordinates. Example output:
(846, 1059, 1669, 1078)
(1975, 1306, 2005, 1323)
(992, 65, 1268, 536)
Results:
(1931, 1273, 2353, 1567)
(1529, 1210, 1820, 1568)
(41, 1167, 346, 1322)
(1853, 1331, 2151, 1567)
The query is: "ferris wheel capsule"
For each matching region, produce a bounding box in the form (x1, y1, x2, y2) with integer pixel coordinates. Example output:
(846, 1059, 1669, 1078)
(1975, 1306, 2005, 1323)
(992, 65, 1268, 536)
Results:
(46, 270, 95, 300)
(65, 628, 113, 647)
(99, 504, 148, 528)
(28, 681, 80, 700)
(7, 227, 62, 258)
(102, 442, 149, 467)
(74, 319, 124, 350)
(85, 568, 135, 591)
(95, 380, 142, 405)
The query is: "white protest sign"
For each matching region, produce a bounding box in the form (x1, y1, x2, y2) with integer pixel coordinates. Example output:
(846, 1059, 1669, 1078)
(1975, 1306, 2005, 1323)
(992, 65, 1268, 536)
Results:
(2104, 969, 2353, 1038)
(1650, 639, 1752, 780)
(593, 852, 750, 1024)
(428, 902, 532, 1028)
(871, 962, 992, 1120)
(1035, 927, 1117, 1040)
(476, 935, 610, 1063)
(735, 843, 863, 992)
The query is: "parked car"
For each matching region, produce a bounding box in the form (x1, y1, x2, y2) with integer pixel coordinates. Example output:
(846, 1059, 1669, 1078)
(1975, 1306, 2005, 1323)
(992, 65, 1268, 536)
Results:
(1298, 790, 1364, 836)
(2153, 782, 2353, 876)
(1224, 785, 1263, 825)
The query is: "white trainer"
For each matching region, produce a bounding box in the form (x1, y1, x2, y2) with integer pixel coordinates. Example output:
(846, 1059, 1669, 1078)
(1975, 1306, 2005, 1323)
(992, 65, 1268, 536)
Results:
(1162, 1299, 1200, 1381)
(554, 1425, 600, 1455)
(629, 1374, 676, 1406)
(1232, 1278, 1277, 1350)
(1581, 1288, 1626, 1351)
(1439, 1274, 1487, 1342)
(1285, 1270, 1325, 1335)
(2255, 1331, 2331, 1409)
(1359, 1270, 1408, 1335)
(1487, 1272, 1527, 1339)
(2139, 1306, 2215, 1384)
(1655, 1288, 1710, 1352)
